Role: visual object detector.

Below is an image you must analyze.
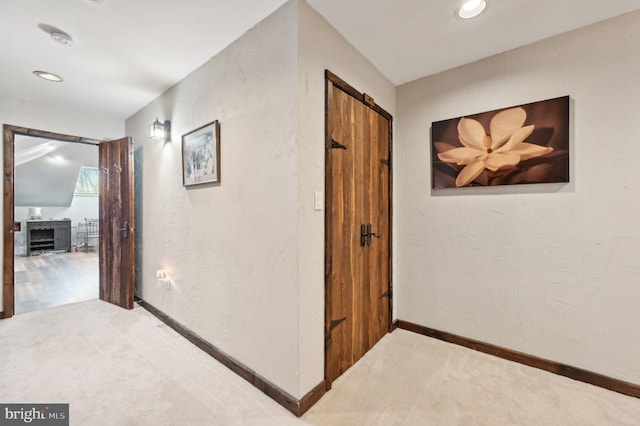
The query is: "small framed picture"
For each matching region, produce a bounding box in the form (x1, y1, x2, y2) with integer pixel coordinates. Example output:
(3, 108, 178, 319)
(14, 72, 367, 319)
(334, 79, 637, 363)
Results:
(182, 120, 220, 186)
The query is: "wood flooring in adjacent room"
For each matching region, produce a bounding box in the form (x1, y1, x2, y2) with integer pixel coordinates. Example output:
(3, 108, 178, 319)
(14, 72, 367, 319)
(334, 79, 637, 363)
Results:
(14, 251, 98, 314)
(1, 300, 640, 425)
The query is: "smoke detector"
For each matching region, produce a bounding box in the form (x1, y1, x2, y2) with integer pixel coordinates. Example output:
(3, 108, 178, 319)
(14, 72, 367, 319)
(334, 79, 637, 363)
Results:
(51, 31, 74, 46)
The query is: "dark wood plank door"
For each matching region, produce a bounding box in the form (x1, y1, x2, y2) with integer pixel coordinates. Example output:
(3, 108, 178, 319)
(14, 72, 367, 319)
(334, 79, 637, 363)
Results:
(325, 74, 392, 386)
(99, 137, 134, 309)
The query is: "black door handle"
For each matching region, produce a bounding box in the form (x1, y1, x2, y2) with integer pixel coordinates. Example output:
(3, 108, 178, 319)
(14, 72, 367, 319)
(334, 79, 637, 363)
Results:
(119, 221, 129, 238)
(367, 224, 380, 239)
(360, 223, 380, 247)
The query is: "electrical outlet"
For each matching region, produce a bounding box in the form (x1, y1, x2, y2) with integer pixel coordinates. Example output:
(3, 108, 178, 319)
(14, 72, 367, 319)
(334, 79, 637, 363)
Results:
(165, 280, 171, 291)
(156, 269, 167, 280)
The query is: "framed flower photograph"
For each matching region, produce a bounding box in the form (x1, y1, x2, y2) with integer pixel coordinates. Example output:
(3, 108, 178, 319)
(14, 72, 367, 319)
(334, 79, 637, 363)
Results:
(182, 120, 220, 187)
(431, 96, 569, 188)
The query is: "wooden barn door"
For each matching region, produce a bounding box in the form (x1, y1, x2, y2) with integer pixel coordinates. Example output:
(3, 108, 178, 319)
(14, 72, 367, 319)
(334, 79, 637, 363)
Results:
(325, 71, 392, 387)
(99, 137, 135, 309)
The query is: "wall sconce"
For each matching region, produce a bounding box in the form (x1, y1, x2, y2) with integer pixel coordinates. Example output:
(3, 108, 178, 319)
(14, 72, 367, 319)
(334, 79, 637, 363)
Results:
(150, 118, 171, 141)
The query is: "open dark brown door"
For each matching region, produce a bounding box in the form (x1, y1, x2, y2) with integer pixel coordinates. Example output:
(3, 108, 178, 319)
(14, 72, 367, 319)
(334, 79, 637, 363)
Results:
(99, 137, 134, 309)
(325, 71, 392, 387)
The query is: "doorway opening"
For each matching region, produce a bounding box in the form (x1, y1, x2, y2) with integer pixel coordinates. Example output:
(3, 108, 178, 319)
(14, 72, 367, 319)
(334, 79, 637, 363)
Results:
(13, 136, 99, 314)
(3, 126, 101, 318)
(3, 125, 135, 318)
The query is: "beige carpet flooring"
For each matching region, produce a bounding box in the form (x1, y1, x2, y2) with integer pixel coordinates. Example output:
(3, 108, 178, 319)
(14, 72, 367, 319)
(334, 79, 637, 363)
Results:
(1, 300, 639, 425)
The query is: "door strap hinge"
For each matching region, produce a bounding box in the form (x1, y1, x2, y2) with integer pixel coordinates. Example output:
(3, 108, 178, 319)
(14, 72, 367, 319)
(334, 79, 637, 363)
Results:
(331, 139, 347, 150)
(380, 159, 390, 167)
(329, 316, 346, 331)
(380, 288, 392, 299)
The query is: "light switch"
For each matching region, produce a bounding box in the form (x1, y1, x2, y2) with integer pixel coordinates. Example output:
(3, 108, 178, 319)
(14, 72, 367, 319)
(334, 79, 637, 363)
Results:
(314, 191, 323, 211)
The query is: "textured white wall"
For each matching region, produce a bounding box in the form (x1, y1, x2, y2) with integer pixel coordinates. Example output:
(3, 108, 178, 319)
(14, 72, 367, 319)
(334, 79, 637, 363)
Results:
(124, 0, 396, 398)
(396, 11, 640, 383)
(126, 2, 302, 396)
(0, 95, 124, 309)
(0, 95, 124, 139)
(296, 0, 396, 394)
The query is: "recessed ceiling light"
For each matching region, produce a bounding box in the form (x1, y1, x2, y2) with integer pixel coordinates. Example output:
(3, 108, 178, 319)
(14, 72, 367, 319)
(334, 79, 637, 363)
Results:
(85, 0, 104, 3)
(33, 71, 64, 82)
(456, 0, 488, 20)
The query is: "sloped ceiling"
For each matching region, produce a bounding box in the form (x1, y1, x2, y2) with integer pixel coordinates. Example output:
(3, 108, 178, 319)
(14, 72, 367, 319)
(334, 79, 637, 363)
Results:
(15, 137, 98, 207)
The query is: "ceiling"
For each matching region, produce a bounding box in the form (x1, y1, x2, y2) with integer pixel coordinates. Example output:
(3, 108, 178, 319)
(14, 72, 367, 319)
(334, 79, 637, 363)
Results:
(1, 0, 639, 121)
(15, 136, 98, 207)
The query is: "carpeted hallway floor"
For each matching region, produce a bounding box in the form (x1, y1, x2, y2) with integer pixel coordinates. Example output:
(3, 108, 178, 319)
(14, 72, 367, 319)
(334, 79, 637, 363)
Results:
(1, 299, 639, 425)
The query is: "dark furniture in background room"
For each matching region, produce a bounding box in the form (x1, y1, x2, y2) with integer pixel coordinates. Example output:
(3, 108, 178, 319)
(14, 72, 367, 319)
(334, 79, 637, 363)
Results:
(26, 219, 72, 256)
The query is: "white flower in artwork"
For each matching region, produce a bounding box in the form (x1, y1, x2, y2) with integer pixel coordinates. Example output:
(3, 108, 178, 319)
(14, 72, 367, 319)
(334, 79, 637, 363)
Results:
(437, 107, 553, 187)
